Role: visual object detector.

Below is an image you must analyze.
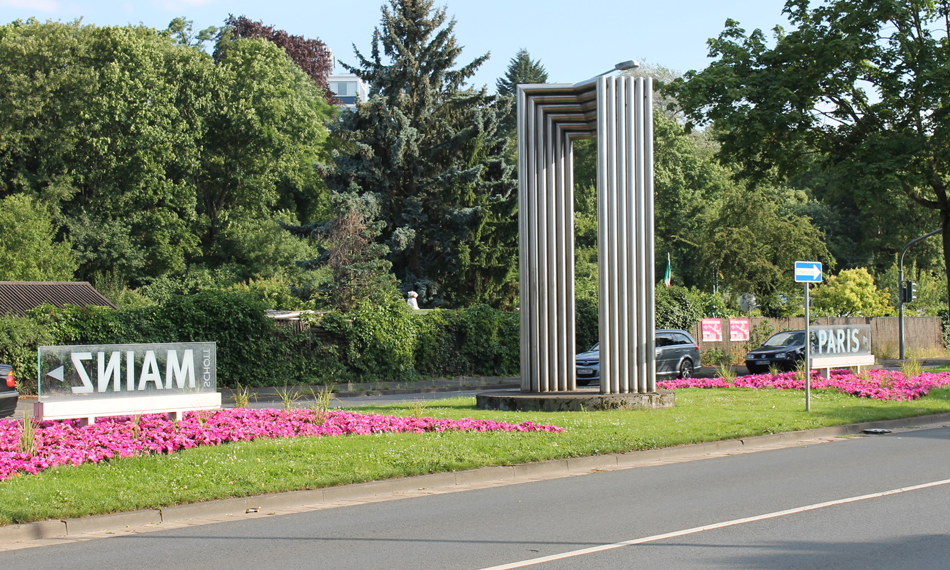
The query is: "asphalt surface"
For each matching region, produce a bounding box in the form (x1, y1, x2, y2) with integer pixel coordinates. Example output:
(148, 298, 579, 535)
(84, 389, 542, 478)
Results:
(2, 415, 949, 568)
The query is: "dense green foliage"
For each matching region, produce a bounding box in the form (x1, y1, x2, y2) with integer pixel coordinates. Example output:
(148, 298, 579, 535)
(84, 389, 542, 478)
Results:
(668, 0, 950, 309)
(0, 194, 76, 280)
(314, 0, 518, 308)
(655, 286, 707, 331)
(285, 192, 399, 312)
(0, 19, 334, 287)
(811, 268, 893, 317)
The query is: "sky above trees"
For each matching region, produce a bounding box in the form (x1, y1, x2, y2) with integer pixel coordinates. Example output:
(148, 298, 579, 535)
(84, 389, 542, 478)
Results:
(0, 0, 791, 90)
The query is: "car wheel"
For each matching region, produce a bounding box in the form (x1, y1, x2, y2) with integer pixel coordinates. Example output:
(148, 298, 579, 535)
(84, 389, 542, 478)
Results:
(678, 359, 693, 379)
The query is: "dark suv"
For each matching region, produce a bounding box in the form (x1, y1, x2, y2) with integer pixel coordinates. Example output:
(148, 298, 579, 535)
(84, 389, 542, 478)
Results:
(0, 364, 16, 418)
(575, 329, 701, 385)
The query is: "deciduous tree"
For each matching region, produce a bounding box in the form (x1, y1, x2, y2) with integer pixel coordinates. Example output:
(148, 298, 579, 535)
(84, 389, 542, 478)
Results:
(694, 184, 832, 315)
(812, 267, 892, 317)
(668, 0, 950, 310)
(220, 15, 335, 104)
(199, 36, 335, 265)
(0, 20, 207, 278)
(0, 20, 335, 284)
(0, 195, 76, 281)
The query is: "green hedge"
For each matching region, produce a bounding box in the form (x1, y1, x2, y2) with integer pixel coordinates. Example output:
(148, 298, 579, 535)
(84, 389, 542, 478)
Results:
(5, 294, 524, 392)
(26, 291, 285, 388)
(0, 316, 53, 394)
(1, 285, 729, 393)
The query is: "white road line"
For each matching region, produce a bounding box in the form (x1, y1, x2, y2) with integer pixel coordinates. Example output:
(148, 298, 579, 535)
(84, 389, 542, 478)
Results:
(478, 478, 950, 570)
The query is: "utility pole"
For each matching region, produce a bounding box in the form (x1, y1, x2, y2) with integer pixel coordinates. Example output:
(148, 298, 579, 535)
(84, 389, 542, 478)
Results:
(899, 228, 941, 360)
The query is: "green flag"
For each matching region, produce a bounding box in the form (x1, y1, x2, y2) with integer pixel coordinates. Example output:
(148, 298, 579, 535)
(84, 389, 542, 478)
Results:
(664, 253, 671, 288)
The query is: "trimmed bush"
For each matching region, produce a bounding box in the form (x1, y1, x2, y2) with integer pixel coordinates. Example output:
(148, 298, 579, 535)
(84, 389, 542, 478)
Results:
(17, 295, 524, 389)
(457, 304, 520, 377)
(343, 301, 418, 383)
(412, 309, 469, 377)
(0, 315, 53, 394)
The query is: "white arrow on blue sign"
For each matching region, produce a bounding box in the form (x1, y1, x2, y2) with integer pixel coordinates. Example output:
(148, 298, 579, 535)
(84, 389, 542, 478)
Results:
(795, 261, 822, 283)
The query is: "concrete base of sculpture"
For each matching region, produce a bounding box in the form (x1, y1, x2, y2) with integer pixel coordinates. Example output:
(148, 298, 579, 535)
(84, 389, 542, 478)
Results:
(475, 389, 675, 412)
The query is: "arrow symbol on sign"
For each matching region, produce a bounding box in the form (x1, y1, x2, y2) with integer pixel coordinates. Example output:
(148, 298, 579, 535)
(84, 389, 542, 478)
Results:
(797, 264, 821, 278)
(47, 365, 64, 382)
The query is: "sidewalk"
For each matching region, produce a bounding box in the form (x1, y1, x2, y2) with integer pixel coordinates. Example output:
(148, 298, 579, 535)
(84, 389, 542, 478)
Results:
(220, 376, 520, 405)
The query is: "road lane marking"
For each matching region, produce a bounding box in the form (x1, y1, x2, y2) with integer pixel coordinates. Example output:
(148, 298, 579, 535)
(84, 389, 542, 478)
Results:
(478, 478, 950, 569)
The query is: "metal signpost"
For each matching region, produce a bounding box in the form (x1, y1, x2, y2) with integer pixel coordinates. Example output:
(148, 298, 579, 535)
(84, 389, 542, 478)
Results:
(795, 261, 822, 411)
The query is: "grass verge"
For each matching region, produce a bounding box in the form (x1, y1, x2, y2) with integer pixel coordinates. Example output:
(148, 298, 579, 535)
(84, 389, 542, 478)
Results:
(2, 386, 950, 525)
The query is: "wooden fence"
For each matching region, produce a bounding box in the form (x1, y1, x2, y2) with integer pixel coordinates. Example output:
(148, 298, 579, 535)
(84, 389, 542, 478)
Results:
(690, 316, 944, 361)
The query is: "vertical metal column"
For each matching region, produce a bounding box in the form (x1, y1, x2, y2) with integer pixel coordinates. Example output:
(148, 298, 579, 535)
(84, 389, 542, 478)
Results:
(615, 78, 631, 395)
(595, 77, 612, 394)
(642, 78, 657, 392)
(516, 87, 530, 392)
(634, 78, 649, 393)
(624, 78, 640, 394)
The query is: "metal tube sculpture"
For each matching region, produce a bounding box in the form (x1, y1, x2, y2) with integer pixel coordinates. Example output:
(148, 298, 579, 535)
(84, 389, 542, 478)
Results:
(517, 76, 655, 394)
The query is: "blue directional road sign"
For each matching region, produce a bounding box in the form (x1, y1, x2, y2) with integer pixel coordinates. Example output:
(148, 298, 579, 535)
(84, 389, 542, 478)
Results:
(795, 261, 822, 283)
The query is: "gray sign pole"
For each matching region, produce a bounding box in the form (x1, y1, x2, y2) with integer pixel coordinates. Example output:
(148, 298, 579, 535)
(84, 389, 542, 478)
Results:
(795, 260, 821, 412)
(804, 283, 810, 412)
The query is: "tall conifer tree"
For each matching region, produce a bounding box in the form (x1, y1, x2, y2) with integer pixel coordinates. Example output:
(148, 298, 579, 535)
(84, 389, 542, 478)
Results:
(495, 49, 548, 137)
(315, 0, 517, 308)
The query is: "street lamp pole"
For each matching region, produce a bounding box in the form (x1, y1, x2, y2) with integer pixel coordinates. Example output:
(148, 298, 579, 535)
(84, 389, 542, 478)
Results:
(899, 227, 942, 360)
(595, 60, 640, 77)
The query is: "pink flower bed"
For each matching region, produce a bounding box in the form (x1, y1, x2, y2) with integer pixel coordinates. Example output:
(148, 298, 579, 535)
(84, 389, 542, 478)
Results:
(658, 368, 950, 402)
(0, 408, 564, 480)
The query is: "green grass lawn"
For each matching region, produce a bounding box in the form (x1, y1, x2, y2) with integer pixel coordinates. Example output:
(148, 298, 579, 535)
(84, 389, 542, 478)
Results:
(2, 386, 950, 525)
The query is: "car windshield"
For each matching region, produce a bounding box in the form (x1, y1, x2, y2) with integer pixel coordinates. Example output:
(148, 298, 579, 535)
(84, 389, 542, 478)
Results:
(762, 332, 805, 348)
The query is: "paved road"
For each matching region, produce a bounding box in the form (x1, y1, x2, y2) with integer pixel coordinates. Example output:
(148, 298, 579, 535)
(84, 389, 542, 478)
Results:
(3, 423, 949, 569)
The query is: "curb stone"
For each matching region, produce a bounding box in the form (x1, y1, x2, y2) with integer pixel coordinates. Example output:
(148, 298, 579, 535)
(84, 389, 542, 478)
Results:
(2, 412, 949, 544)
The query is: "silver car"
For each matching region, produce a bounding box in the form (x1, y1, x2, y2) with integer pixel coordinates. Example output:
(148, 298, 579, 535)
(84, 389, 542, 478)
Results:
(575, 329, 701, 385)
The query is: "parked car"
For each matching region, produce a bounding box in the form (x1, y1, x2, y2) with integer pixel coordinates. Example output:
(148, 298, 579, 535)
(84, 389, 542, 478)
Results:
(0, 364, 16, 418)
(575, 329, 701, 385)
(745, 330, 806, 374)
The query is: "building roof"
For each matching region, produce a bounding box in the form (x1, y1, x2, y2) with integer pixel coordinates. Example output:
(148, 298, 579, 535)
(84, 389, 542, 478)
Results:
(0, 281, 117, 316)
